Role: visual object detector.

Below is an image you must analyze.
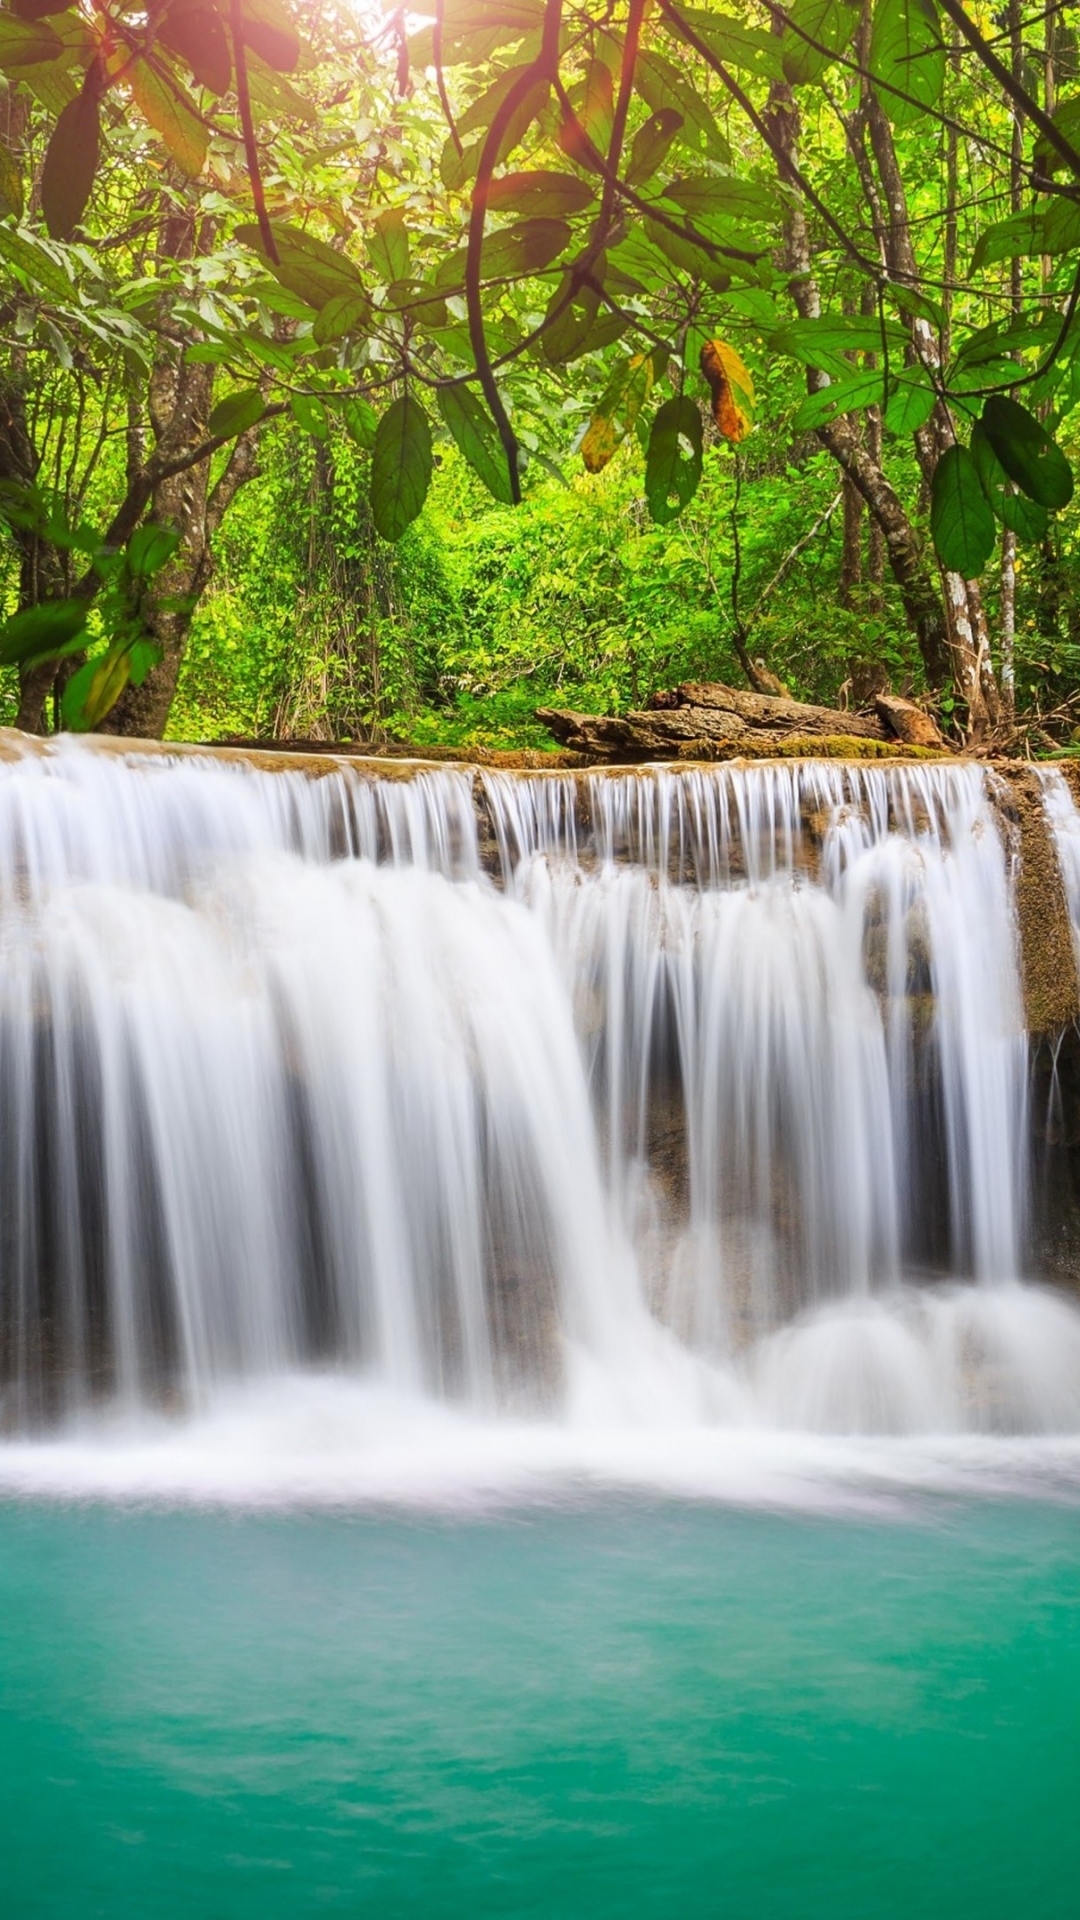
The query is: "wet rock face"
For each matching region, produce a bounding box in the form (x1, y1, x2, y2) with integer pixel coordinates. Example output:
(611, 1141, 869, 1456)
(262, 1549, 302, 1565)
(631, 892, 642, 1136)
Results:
(1029, 1029, 1080, 1292)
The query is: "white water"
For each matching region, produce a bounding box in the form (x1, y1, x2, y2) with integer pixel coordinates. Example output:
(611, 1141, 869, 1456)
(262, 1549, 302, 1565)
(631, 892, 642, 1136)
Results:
(1, 737, 1079, 1504)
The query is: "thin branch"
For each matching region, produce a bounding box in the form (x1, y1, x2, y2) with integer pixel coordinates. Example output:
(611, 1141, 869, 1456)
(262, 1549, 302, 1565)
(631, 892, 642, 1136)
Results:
(229, 0, 279, 263)
(936, 0, 1080, 178)
(432, 0, 462, 156)
(465, 0, 563, 502)
(659, 0, 885, 281)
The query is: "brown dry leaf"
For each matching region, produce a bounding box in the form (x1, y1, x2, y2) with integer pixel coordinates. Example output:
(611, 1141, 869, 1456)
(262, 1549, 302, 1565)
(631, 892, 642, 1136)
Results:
(700, 338, 754, 443)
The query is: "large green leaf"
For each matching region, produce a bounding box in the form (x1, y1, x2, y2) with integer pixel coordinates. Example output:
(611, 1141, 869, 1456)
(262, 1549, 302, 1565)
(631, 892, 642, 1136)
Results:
(782, 0, 860, 87)
(625, 110, 684, 185)
(370, 394, 433, 541)
(661, 174, 780, 226)
(368, 208, 410, 286)
(62, 648, 131, 731)
(970, 423, 1050, 540)
(793, 368, 883, 430)
(980, 395, 1074, 510)
(487, 171, 595, 217)
(1033, 95, 1080, 176)
(0, 598, 88, 668)
(0, 12, 62, 66)
(130, 58, 208, 177)
(869, 0, 946, 127)
(969, 210, 1046, 274)
(635, 51, 730, 161)
(235, 222, 365, 311)
(312, 290, 371, 344)
(540, 276, 603, 363)
(770, 313, 905, 378)
(437, 386, 515, 503)
(341, 396, 378, 451)
(239, 0, 300, 73)
(667, 8, 783, 81)
(645, 396, 703, 524)
(41, 84, 99, 240)
(159, 0, 231, 95)
(208, 388, 267, 438)
(435, 217, 571, 291)
(884, 372, 937, 435)
(930, 444, 996, 575)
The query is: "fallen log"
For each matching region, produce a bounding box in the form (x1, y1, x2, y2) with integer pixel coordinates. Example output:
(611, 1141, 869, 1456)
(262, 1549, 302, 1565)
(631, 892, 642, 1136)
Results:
(652, 681, 888, 741)
(536, 679, 953, 762)
(873, 694, 946, 749)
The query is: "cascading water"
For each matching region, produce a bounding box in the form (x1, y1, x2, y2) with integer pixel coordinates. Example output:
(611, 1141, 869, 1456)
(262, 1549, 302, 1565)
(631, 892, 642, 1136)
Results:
(2, 733, 1080, 1483)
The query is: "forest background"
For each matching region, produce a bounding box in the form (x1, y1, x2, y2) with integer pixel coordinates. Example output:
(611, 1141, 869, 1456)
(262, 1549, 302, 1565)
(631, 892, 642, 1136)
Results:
(3, 0, 1080, 755)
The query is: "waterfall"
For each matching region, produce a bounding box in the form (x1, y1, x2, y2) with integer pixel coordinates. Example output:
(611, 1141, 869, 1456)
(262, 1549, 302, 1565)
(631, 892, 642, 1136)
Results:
(1, 735, 1080, 1449)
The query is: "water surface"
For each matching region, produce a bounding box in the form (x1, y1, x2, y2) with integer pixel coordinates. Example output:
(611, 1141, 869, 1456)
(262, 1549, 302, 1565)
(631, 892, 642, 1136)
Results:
(3, 1495, 1078, 1919)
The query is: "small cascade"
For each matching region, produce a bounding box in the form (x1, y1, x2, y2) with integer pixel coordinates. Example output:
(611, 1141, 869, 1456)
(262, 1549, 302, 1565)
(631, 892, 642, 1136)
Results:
(0, 736, 1077, 1443)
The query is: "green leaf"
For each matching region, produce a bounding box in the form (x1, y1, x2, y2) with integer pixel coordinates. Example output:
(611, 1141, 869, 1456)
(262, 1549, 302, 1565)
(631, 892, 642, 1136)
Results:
(540, 276, 602, 364)
(239, 0, 300, 73)
(869, 0, 946, 127)
(930, 444, 996, 574)
(661, 174, 780, 226)
(289, 393, 328, 438)
(245, 56, 317, 123)
(41, 83, 99, 240)
(434, 216, 571, 292)
(62, 648, 131, 731)
(645, 395, 703, 524)
(557, 57, 614, 168)
(368, 208, 410, 286)
(127, 638, 162, 688)
(887, 283, 946, 329)
(970, 209, 1046, 274)
(793, 368, 883, 429)
(1042, 195, 1080, 255)
(625, 109, 684, 185)
(770, 313, 905, 377)
(126, 524, 180, 578)
(782, 0, 859, 87)
(970, 423, 1049, 540)
(370, 394, 433, 541)
(635, 50, 730, 160)
(235, 221, 365, 311)
(0, 598, 88, 668)
(0, 12, 62, 66)
(437, 386, 515, 504)
(341, 396, 377, 450)
(129, 58, 208, 177)
(1033, 95, 1080, 176)
(313, 290, 371, 344)
(208, 388, 267, 437)
(884, 373, 936, 434)
(487, 170, 595, 216)
(980, 394, 1074, 509)
(665, 9, 782, 81)
(158, 1, 231, 94)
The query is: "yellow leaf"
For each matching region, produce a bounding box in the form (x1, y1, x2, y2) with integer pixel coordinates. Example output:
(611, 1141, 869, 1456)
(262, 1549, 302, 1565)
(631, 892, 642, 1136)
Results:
(580, 352, 654, 474)
(700, 337, 754, 443)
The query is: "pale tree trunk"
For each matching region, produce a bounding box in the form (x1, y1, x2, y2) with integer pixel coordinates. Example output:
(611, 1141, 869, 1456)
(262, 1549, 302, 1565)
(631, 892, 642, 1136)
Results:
(998, 0, 1025, 720)
(766, 79, 956, 691)
(862, 89, 998, 738)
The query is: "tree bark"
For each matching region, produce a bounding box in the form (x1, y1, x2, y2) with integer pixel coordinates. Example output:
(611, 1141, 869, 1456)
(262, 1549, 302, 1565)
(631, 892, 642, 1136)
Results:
(765, 79, 959, 700)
